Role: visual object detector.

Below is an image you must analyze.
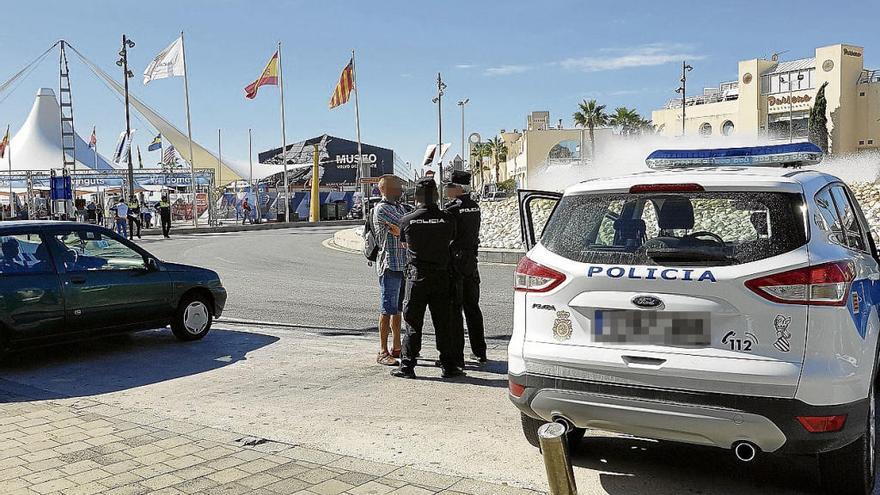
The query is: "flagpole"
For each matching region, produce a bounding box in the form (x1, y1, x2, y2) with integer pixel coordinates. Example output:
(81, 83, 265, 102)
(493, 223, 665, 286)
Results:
(7, 125, 13, 218)
(352, 50, 366, 199)
(180, 31, 198, 228)
(278, 41, 289, 223)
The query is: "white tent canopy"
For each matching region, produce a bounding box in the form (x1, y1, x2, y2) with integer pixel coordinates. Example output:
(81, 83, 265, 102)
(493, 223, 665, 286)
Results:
(7, 88, 117, 171)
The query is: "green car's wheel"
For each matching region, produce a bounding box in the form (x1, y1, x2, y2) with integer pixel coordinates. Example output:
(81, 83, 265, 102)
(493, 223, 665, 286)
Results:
(171, 294, 213, 341)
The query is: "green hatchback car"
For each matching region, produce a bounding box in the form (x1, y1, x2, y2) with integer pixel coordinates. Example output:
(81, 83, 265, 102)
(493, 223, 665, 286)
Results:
(0, 221, 227, 351)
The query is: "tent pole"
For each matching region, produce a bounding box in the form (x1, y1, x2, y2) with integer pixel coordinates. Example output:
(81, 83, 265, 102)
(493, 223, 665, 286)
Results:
(180, 31, 198, 228)
(7, 125, 13, 218)
(278, 41, 288, 223)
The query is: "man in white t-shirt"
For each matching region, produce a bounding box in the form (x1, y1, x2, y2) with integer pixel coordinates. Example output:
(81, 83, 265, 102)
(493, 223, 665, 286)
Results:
(114, 199, 129, 237)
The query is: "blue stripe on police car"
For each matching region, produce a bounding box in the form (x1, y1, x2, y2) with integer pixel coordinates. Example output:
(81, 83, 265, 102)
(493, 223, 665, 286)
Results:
(586, 265, 717, 283)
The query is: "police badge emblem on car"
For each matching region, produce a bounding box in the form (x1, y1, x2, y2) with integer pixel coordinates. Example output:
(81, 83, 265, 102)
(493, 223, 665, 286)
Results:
(552, 311, 573, 341)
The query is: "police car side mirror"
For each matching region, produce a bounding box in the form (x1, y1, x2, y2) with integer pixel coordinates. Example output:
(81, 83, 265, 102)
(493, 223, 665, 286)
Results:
(144, 258, 160, 271)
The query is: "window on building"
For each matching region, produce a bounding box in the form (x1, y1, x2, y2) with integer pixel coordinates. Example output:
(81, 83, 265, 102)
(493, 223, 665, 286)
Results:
(860, 92, 866, 97)
(721, 121, 735, 136)
(699, 123, 712, 137)
(860, 140, 865, 145)
(762, 69, 815, 95)
(869, 140, 874, 145)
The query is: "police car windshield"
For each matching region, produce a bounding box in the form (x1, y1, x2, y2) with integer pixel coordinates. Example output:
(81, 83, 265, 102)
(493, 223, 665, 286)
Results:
(539, 191, 807, 267)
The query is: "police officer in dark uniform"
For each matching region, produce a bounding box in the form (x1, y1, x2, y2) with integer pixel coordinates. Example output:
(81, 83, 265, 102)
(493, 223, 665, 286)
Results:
(391, 178, 462, 379)
(443, 171, 487, 367)
(159, 195, 172, 238)
(127, 197, 142, 240)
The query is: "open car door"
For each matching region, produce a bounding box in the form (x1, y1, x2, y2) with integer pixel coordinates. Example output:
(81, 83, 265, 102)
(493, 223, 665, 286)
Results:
(517, 189, 562, 251)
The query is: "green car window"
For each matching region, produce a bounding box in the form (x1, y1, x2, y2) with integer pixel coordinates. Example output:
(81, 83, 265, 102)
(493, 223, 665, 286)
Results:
(53, 231, 145, 272)
(0, 234, 53, 274)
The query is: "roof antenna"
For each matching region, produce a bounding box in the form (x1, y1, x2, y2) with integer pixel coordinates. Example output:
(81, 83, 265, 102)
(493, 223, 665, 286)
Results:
(770, 50, 789, 62)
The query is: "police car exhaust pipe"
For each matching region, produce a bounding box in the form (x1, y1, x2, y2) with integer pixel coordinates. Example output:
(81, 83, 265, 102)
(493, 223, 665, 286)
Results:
(552, 416, 575, 433)
(732, 441, 758, 462)
(538, 422, 578, 495)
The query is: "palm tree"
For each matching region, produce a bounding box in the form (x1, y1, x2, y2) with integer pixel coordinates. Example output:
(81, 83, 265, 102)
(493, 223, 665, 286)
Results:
(486, 137, 508, 184)
(609, 107, 641, 136)
(469, 142, 489, 189)
(573, 99, 608, 160)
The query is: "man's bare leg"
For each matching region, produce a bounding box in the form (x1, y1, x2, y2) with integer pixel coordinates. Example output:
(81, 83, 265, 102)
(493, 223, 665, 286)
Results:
(379, 314, 391, 354)
(391, 313, 402, 354)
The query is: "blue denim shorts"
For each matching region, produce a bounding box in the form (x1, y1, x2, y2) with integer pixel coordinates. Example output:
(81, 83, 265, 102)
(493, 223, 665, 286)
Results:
(379, 270, 405, 315)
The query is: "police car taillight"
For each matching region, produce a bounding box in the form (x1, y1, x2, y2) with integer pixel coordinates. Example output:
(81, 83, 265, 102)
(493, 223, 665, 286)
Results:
(515, 257, 566, 293)
(744, 261, 855, 306)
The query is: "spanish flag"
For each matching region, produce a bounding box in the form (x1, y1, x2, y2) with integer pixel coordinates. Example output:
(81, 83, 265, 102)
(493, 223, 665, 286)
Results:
(0, 126, 9, 159)
(244, 51, 279, 100)
(329, 58, 354, 109)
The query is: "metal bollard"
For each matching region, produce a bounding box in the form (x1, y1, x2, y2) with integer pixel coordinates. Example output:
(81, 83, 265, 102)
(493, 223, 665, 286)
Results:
(538, 422, 577, 495)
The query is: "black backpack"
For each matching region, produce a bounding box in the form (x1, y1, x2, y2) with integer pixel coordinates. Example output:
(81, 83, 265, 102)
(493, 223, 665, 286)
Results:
(363, 205, 380, 262)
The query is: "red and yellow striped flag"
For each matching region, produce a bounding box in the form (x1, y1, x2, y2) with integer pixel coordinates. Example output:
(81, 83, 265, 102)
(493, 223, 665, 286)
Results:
(244, 51, 279, 100)
(0, 126, 9, 159)
(328, 58, 354, 109)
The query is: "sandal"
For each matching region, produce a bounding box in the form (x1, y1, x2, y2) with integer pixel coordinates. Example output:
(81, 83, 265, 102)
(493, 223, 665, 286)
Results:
(376, 352, 398, 366)
(391, 349, 401, 359)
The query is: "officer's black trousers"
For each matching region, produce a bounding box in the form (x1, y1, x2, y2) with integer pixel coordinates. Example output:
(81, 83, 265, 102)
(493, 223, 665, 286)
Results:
(450, 256, 487, 364)
(127, 215, 141, 238)
(401, 265, 455, 371)
(161, 214, 171, 237)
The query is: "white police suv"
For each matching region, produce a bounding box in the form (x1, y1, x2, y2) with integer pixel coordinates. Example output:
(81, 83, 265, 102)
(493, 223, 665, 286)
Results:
(509, 143, 879, 494)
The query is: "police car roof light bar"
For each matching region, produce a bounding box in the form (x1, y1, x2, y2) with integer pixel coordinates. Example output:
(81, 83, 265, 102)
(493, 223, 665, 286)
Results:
(645, 143, 823, 170)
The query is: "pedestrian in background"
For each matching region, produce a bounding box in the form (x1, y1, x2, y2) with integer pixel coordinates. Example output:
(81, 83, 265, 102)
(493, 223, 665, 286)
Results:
(373, 175, 408, 366)
(444, 171, 488, 367)
(114, 198, 129, 237)
(159, 195, 172, 238)
(242, 198, 252, 225)
(391, 178, 461, 379)
(143, 202, 154, 229)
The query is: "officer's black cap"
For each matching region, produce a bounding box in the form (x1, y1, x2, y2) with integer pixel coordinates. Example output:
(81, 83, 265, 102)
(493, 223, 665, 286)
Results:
(444, 170, 471, 187)
(415, 178, 437, 194)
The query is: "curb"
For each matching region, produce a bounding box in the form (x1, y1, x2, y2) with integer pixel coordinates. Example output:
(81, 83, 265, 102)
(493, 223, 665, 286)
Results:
(330, 227, 524, 265)
(139, 219, 362, 237)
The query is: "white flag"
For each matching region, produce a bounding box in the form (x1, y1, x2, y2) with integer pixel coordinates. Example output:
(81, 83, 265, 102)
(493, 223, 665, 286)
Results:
(143, 37, 185, 85)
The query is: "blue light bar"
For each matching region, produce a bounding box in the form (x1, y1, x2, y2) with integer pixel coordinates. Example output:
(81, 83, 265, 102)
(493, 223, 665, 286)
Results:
(645, 143, 823, 169)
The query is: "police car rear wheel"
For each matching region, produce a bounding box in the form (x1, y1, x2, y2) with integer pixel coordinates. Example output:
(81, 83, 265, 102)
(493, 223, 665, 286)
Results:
(520, 413, 585, 452)
(818, 385, 876, 495)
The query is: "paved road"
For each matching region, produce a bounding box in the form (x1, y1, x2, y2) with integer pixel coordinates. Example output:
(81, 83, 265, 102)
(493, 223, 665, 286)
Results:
(0, 226, 866, 494)
(140, 226, 516, 339)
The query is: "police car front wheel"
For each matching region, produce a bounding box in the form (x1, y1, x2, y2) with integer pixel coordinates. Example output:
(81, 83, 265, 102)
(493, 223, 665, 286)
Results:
(817, 384, 876, 495)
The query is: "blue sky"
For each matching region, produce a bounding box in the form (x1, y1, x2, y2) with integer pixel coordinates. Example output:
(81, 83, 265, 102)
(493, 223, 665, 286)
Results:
(0, 0, 877, 170)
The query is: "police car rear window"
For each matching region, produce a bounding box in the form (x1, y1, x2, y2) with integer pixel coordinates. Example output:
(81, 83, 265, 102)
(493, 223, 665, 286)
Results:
(540, 191, 807, 266)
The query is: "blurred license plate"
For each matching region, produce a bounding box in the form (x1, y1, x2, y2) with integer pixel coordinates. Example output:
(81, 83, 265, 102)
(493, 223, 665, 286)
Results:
(594, 310, 710, 346)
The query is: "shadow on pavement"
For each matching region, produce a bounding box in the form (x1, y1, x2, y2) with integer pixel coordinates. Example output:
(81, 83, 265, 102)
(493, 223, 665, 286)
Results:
(0, 327, 278, 403)
(568, 435, 821, 495)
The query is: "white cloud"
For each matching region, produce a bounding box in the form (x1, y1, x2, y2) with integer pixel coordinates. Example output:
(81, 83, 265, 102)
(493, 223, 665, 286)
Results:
(455, 64, 476, 69)
(559, 43, 705, 72)
(483, 64, 532, 76)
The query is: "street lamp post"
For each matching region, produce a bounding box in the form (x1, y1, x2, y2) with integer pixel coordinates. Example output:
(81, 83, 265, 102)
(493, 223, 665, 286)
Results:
(457, 98, 469, 172)
(116, 35, 135, 201)
(780, 73, 805, 143)
(675, 61, 693, 137)
(432, 73, 447, 184)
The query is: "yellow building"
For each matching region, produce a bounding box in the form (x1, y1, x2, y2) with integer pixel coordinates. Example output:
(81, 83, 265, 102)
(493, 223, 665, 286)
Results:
(474, 111, 612, 190)
(651, 44, 880, 154)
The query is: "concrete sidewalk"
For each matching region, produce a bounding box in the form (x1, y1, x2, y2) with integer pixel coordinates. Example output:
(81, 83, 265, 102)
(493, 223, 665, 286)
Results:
(0, 390, 539, 495)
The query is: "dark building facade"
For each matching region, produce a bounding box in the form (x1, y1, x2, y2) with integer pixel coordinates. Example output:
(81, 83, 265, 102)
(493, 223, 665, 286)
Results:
(258, 135, 413, 188)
